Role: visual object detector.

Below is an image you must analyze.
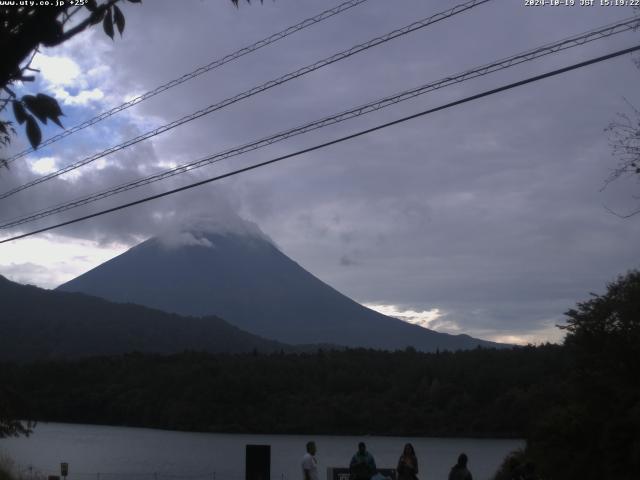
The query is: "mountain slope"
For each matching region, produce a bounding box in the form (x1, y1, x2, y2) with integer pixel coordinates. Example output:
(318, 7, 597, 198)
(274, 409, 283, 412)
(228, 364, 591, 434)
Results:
(0, 275, 288, 361)
(57, 227, 502, 352)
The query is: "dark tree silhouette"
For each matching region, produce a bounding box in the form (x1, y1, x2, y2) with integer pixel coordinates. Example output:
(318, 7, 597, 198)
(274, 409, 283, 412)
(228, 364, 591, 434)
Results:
(522, 270, 640, 479)
(603, 8, 640, 218)
(605, 105, 640, 217)
(0, 386, 34, 438)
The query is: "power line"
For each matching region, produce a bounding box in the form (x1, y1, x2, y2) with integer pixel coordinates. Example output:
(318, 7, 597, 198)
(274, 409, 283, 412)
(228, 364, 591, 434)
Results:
(0, 0, 492, 200)
(3, 0, 371, 165)
(2, 16, 638, 230)
(2, 44, 638, 245)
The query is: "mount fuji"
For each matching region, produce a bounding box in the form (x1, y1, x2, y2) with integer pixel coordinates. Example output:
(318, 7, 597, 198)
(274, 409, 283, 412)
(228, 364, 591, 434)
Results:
(57, 219, 502, 351)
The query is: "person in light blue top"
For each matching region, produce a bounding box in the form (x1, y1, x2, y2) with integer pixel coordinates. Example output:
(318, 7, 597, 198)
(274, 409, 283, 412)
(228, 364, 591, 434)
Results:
(350, 442, 376, 480)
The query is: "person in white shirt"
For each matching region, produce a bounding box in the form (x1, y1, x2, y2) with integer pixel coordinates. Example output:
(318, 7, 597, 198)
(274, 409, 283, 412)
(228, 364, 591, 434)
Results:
(301, 441, 319, 480)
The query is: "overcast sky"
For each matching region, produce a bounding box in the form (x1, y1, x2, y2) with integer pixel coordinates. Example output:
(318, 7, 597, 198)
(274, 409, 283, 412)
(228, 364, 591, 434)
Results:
(1, 0, 640, 344)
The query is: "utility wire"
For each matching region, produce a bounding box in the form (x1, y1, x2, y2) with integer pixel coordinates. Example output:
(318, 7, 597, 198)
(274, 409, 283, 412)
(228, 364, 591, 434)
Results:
(2, 44, 638, 245)
(4, 0, 371, 165)
(0, 0, 492, 200)
(2, 16, 638, 230)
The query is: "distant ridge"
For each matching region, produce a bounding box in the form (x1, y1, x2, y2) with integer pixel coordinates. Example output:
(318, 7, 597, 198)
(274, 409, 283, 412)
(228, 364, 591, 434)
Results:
(57, 220, 504, 352)
(0, 275, 289, 361)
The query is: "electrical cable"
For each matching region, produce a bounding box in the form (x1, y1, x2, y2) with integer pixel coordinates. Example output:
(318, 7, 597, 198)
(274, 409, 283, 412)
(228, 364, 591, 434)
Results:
(4, 0, 372, 164)
(2, 44, 638, 244)
(2, 16, 638, 230)
(0, 0, 492, 200)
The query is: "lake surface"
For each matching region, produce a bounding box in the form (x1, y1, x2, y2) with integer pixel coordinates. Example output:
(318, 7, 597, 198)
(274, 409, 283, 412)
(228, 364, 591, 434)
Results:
(0, 423, 522, 480)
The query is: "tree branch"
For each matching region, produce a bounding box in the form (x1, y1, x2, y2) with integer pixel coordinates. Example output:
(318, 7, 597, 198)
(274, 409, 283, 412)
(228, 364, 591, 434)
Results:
(50, 0, 120, 46)
(603, 203, 640, 218)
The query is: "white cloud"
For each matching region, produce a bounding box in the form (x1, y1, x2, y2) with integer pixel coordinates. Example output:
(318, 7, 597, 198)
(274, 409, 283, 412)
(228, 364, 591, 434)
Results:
(31, 54, 81, 87)
(30, 156, 58, 175)
(363, 303, 566, 344)
(87, 64, 110, 79)
(365, 303, 452, 330)
(53, 87, 105, 106)
(159, 231, 214, 249)
(158, 210, 274, 243)
(486, 323, 566, 346)
(1, 262, 51, 287)
(0, 235, 128, 289)
(123, 91, 145, 103)
(59, 168, 84, 182)
(29, 156, 82, 182)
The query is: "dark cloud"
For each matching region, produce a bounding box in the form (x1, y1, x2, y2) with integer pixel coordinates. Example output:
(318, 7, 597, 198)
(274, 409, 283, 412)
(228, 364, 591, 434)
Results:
(2, 0, 640, 341)
(339, 254, 360, 267)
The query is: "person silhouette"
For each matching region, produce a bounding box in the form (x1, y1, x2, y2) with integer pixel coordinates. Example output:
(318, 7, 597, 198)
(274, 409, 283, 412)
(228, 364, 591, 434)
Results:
(396, 443, 419, 480)
(448, 453, 472, 480)
(302, 441, 318, 480)
(350, 442, 376, 480)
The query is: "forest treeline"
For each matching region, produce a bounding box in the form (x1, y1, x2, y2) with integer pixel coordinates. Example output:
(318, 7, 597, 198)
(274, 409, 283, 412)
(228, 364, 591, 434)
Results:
(0, 345, 568, 437)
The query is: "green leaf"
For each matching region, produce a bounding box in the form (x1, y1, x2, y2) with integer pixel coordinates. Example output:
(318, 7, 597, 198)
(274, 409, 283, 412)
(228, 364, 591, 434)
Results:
(22, 95, 48, 124)
(50, 116, 64, 128)
(113, 5, 125, 36)
(36, 93, 64, 117)
(21, 94, 65, 128)
(25, 115, 42, 149)
(35, 93, 62, 114)
(12, 101, 27, 124)
(103, 8, 114, 39)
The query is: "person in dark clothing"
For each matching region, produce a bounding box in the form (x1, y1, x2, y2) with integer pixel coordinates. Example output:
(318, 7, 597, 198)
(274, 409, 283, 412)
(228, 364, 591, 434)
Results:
(350, 442, 376, 480)
(448, 453, 472, 480)
(396, 443, 419, 480)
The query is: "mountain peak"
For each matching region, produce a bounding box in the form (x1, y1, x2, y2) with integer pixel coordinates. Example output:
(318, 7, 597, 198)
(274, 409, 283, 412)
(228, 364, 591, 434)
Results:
(58, 218, 503, 352)
(154, 212, 273, 250)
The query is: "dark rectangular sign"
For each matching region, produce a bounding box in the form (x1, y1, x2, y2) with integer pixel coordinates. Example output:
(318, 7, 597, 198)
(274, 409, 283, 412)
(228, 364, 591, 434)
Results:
(246, 444, 270, 480)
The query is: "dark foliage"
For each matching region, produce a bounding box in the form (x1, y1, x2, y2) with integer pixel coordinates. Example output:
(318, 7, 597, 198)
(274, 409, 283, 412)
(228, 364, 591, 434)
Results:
(0, 345, 569, 438)
(521, 270, 640, 480)
(604, 105, 640, 217)
(492, 449, 539, 480)
(0, 385, 34, 438)
(0, 275, 290, 361)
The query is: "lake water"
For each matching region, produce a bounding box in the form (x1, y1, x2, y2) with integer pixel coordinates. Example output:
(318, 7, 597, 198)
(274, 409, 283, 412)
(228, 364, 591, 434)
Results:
(0, 423, 522, 480)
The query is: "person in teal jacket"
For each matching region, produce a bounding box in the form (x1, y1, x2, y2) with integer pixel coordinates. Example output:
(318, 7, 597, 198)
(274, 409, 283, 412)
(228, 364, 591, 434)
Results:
(350, 442, 376, 480)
